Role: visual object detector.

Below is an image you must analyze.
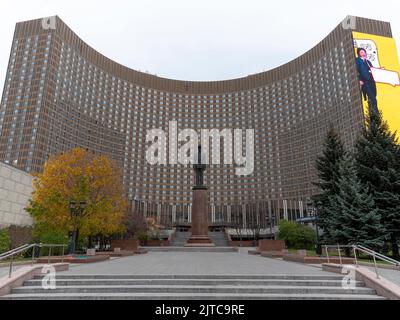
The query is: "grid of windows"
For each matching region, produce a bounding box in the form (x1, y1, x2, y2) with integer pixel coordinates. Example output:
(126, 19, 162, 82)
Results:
(0, 16, 392, 227)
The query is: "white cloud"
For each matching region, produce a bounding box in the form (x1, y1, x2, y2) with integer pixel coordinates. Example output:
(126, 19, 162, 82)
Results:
(0, 0, 399, 93)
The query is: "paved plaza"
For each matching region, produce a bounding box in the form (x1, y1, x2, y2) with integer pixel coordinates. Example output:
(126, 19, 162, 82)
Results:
(59, 250, 340, 276)
(0, 265, 23, 278)
(1, 250, 399, 287)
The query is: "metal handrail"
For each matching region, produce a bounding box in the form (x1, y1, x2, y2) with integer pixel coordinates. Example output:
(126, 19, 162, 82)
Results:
(0, 243, 67, 278)
(357, 245, 400, 266)
(0, 244, 31, 259)
(0, 244, 36, 261)
(324, 244, 400, 279)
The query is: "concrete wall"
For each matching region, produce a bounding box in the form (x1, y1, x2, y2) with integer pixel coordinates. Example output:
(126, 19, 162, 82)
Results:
(0, 162, 33, 227)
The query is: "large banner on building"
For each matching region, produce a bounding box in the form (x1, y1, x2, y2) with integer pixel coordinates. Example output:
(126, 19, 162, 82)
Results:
(353, 32, 400, 139)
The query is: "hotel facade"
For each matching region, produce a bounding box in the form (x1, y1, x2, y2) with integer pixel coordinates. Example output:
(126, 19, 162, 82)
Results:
(0, 16, 395, 230)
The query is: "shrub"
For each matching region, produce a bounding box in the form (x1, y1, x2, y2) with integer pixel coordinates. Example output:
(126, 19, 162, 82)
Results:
(8, 225, 33, 248)
(35, 230, 69, 256)
(136, 231, 149, 245)
(278, 220, 316, 250)
(0, 228, 11, 254)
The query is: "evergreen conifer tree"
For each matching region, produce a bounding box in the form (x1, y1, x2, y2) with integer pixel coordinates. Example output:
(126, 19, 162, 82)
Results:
(355, 108, 400, 257)
(324, 154, 385, 249)
(312, 126, 345, 242)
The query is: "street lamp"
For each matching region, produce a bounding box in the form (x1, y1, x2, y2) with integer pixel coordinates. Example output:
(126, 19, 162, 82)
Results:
(69, 200, 86, 255)
(305, 198, 322, 256)
(310, 206, 322, 256)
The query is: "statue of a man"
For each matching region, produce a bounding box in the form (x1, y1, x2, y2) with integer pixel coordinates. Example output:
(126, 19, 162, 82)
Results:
(194, 144, 206, 187)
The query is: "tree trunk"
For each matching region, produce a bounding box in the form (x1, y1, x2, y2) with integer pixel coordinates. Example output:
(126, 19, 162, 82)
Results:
(391, 234, 399, 258)
(75, 228, 80, 253)
(99, 235, 104, 251)
(382, 242, 389, 255)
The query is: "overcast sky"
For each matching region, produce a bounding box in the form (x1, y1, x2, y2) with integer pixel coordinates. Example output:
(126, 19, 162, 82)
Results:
(0, 0, 399, 92)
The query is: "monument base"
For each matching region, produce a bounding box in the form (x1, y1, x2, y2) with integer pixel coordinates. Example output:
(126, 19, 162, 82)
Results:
(185, 236, 215, 247)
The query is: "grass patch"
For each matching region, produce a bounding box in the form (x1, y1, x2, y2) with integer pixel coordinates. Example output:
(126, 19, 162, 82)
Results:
(287, 248, 398, 266)
(287, 249, 319, 256)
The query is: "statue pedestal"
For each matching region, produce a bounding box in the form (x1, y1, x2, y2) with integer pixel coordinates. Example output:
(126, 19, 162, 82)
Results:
(185, 187, 215, 247)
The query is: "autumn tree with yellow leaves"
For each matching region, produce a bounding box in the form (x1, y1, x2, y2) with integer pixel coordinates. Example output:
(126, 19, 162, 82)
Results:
(27, 148, 127, 247)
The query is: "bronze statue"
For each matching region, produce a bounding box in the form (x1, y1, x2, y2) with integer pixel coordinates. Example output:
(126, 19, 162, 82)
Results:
(194, 144, 206, 188)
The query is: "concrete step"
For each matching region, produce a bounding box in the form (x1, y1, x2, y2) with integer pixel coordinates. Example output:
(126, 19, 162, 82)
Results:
(11, 285, 377, 295)
(32, 274, 348, 280)
(0, 273, 385, 300)
(23, 279, 366, 287)
(0, 292, 387, 300)
(143, 247, 238, 252)
(171, 232, 229, 247)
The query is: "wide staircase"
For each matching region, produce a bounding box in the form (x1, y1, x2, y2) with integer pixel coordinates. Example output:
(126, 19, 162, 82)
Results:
(171, 232, 229, 247)
(208, 232, 229, 247)
(170, 232, 191, 247)
(0, 274, 385, 300)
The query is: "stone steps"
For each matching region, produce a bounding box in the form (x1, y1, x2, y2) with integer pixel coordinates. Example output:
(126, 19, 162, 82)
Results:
(1, 292, 386, 300)
(208, 233, 229, 247)
(22, 278, 366, 287)
(23, 274, 351, 280)
(144, 247, 237, 252)
(171, 232, 229, 247)
(170, 232, 190, 247)
(10, 285, 376, 295)
(0, 274, 386, 300)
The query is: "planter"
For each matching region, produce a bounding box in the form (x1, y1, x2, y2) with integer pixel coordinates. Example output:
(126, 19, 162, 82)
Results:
(111, 239, 139, 251)
(86, 248, 96, 256)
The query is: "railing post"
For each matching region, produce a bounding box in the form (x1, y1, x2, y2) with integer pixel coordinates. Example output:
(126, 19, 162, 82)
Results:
(353, 245, 359, 267)
(337, 244, 342, 266)
(31, 245, 35, 266)
(373, 253, 380, 279)
(9, 255, 13, 278)
(61, 244, 65, 263)
(325, 246, 330, 263)
(48, 246, 52, 264)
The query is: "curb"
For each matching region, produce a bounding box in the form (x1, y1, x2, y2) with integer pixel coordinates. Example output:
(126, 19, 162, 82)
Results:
(322, 263, 400, 300)
(0, 263, 69, 296)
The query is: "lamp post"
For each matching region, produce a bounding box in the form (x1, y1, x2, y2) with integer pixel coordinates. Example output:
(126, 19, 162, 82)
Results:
(306, 198, 322, 256)
(69, 200, 86, 255)
(311, 207, 322, 256)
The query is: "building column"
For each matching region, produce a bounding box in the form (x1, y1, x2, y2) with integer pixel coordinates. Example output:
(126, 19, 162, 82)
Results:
(144, 202, 148, 219)
(268, 200, 273, 233)
(283, 200, 288, 220)
(172, 205, 176, 224)
(157, 204, 161, 224)
(256, 203, 260, 226)
(299, 200, 304, 218)
(242, 204, 247, 229)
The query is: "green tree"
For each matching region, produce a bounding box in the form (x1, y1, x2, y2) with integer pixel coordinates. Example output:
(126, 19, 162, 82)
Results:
(278, 220, 316, 250)
(355, 109, 400, 257)
(312, 126, 346, 242)
(34, 230, 69, 256)
(324, 154, 385, 249)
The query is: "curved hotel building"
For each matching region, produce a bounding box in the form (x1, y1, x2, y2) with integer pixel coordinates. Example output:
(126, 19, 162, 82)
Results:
(0, 16, 396, 230)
